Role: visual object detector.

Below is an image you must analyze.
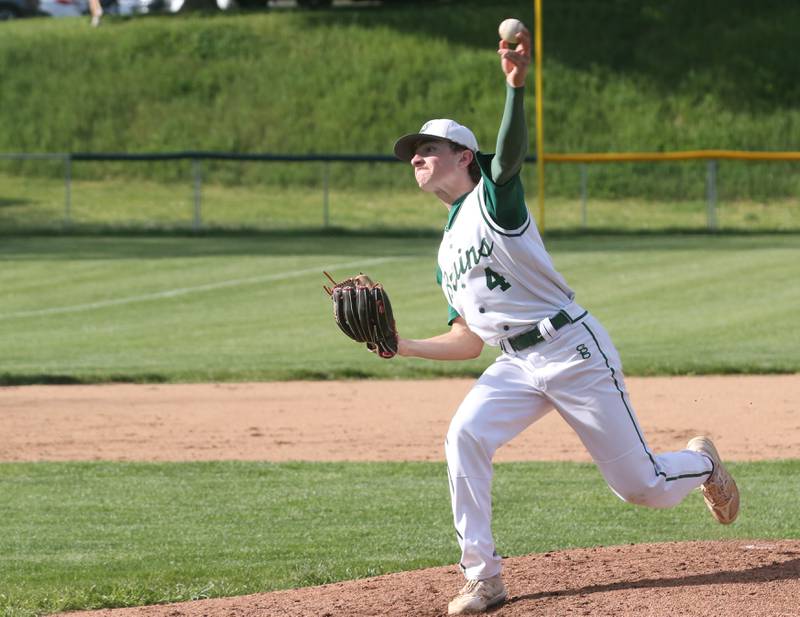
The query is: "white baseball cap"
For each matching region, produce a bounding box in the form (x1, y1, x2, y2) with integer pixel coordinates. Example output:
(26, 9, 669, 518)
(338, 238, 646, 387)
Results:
(393, 119, 479, 162)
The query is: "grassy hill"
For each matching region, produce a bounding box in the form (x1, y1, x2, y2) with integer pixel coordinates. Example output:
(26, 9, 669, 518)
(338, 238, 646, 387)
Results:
(1, 0, 799, 196)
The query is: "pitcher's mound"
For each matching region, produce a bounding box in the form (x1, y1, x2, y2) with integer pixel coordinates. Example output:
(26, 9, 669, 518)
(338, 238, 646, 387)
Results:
(78, 540, 799, 617)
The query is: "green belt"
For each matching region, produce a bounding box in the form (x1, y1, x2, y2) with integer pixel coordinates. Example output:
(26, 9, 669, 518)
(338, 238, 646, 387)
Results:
(505, 310, 587, 352)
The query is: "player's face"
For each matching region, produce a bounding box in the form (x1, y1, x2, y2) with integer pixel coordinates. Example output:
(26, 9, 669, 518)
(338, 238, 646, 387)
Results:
(410, 140, 463, 192)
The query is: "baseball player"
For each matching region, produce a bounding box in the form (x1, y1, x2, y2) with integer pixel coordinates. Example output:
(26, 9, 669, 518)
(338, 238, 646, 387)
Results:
(392, 24, 739, 615)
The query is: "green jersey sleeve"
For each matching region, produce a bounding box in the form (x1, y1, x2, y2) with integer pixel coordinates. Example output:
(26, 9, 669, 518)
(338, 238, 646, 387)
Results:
(478, 84, 529, 230)
(436, 265, 461, 325)
(492, 84, 528, 184)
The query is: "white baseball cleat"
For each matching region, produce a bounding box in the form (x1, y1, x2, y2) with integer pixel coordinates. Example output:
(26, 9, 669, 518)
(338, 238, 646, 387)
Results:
(687, 436, 740, 524)
(447, 573, 507, 615)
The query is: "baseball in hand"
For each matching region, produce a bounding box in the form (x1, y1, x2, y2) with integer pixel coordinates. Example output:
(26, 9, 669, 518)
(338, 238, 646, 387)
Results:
(498, 18, 526, 44)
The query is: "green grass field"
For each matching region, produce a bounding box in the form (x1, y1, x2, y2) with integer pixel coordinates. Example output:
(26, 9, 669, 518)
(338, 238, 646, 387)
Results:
(2, 4, 799, 616)
(1, 232, 798, 384)
(1, 231, 798, 617)
(1, 460, 798, 617)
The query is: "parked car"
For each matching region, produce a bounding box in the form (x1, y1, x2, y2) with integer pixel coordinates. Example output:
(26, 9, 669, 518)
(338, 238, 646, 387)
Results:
(0, 0, 39, 19)
(166, 0, 236, 11)
(115, 0, 165, 15)
(39, 0, 164, 16)
(38, 0, 86, 17)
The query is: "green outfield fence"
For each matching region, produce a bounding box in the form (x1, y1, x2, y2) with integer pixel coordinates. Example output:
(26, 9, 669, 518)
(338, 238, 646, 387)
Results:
(0, 151, 798, 233)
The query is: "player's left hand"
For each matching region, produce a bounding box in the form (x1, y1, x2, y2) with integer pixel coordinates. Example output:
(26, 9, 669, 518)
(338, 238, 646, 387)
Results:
(498, 27, 531, 88)
(323, 271, 399, 359)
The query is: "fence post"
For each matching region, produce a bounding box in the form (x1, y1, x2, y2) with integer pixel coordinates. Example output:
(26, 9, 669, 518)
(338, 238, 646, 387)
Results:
(322, 161, 330, 228)
(63, 154, 72, 228)
(580, 163, 588, 229)
(706, 159, 718, 232)
(192, 158, 203, 231)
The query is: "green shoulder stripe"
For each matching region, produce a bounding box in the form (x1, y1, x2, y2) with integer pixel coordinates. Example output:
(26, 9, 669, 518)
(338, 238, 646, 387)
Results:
(477, 153, 529, 230)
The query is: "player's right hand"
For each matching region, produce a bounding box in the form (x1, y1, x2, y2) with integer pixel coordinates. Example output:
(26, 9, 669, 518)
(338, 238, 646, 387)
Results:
(498, 27, 531, 88)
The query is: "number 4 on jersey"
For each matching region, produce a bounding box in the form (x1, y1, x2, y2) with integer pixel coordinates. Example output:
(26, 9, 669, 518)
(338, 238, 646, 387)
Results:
(484, 267, 511, 292)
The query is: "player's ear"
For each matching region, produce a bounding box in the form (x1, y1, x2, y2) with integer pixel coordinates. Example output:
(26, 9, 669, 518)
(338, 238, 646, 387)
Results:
(459, 149, 475, 168)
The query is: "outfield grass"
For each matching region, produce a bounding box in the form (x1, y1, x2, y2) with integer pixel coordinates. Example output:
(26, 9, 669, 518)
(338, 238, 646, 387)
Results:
(0, 460, 797, 617)
(0, 233, 798, 384)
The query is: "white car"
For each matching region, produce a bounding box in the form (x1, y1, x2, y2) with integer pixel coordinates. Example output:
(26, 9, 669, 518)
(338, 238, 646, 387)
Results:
(38, 0, 86, 16)
(166, 0, 236, 11)
(115, 0, 163, 14)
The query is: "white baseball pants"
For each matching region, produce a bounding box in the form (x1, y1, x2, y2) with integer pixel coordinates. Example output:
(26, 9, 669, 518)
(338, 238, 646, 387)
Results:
(445, 314, 713, 581)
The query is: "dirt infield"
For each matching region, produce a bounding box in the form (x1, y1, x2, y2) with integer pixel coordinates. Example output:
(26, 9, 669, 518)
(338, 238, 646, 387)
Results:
(3, 375, 798, 616)
(2, 375, 799, 463)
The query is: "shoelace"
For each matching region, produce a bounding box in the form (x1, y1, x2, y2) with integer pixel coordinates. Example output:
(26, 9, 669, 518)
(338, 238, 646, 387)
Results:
(461, 580, 480, 593)
(460, 579, 482, 595)
(703, 468, 732, 505)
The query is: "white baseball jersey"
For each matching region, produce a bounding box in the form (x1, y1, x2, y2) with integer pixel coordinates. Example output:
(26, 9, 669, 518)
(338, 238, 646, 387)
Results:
(437, 155, 715, 583)
(436, 156, 582, 346)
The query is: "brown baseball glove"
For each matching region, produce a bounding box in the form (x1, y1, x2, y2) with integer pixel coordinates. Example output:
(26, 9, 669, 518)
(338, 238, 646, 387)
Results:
(323, 271, 398, 359)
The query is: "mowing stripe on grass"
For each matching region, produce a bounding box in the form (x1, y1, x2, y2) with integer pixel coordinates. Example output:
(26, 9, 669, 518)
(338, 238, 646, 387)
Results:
(0, 460, 797, 617)
(0, 256, 403, 320)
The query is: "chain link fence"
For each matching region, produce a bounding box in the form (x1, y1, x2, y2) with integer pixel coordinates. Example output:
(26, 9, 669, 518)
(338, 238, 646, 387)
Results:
(1, 152, 798, 233)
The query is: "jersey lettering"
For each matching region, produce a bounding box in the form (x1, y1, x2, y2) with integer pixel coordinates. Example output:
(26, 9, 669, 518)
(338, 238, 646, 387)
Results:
(444, 237, 495, 302)
(484, 267, 511, 291)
